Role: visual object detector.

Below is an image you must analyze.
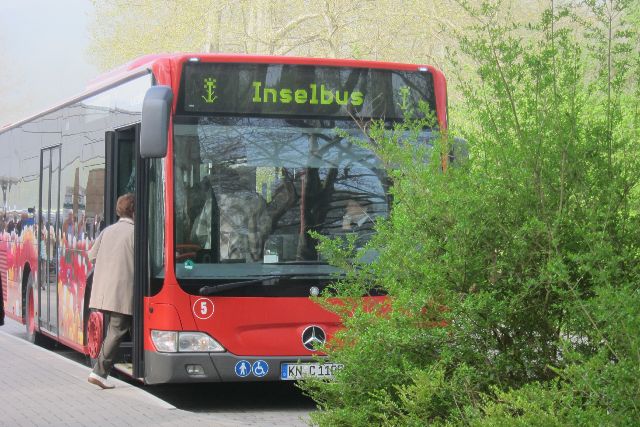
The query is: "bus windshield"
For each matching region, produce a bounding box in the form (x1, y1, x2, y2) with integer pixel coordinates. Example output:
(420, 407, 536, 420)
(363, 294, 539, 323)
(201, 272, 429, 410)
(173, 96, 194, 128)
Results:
(174, 116, 390, 280)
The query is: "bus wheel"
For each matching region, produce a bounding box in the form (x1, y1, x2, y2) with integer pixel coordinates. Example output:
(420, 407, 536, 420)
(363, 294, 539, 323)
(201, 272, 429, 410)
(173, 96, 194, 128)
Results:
(25, 275, 45, 345)
(86, 310, 104, 366)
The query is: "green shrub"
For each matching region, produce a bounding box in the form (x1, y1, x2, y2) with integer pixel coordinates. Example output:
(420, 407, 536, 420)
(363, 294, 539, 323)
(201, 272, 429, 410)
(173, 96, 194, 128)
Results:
(300, 1, 640, 425)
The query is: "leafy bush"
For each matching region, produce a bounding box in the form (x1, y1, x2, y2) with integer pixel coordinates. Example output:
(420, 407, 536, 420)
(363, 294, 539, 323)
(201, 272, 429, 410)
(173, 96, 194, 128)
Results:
(300, 1, 640, 425)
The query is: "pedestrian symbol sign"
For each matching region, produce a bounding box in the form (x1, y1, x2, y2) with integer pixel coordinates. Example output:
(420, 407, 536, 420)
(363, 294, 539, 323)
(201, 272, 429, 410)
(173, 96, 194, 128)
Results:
(235, 360, 251, 377)
(252, 360, 269, 377)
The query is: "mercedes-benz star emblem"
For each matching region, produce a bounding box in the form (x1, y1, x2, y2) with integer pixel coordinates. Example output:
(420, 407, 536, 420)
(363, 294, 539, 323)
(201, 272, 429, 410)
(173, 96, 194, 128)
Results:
(302, 326, 326, 351)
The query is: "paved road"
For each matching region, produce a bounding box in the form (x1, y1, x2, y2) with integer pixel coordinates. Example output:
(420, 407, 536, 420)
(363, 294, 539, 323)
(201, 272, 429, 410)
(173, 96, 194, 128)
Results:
(0, 318, 314, 426)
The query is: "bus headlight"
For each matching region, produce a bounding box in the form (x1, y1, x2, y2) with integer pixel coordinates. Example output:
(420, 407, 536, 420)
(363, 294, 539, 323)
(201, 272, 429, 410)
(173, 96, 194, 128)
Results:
(151, 330, 178, 352)
(178, 332, 225, 352)
(151, 330, 225, 353)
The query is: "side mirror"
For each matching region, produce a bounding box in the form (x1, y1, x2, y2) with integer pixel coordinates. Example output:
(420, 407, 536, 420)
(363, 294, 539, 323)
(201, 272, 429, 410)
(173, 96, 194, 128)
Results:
(140, 86, 173, 158)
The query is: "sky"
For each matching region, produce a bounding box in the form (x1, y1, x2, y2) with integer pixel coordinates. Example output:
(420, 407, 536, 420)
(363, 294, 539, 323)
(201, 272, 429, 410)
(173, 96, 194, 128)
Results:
(0, 0, 98, 126)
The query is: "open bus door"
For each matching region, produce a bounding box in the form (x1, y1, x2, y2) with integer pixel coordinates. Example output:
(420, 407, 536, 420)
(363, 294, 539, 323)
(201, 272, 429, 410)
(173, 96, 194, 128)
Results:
(100, 124, 145, 379)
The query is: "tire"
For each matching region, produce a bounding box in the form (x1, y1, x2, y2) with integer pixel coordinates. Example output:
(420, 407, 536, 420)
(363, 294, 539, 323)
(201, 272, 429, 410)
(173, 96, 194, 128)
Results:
(25, 274, 45, 345)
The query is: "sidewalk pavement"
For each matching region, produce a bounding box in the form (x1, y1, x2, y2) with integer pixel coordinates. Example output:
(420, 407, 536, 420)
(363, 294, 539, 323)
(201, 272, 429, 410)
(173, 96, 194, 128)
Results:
(0, 321, 311, 427)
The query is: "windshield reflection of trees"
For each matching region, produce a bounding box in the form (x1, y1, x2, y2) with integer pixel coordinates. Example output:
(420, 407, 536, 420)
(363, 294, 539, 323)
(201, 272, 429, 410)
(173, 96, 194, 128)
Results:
(175, 117, 389, 267)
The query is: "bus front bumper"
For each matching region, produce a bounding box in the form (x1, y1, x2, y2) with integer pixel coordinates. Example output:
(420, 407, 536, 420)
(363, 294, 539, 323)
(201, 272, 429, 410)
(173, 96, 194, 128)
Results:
(143, 350, 319, 384)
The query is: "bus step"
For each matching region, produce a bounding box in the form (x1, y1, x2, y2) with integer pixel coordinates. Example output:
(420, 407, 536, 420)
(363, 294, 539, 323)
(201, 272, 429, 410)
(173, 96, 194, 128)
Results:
(114, 363, 133, 376)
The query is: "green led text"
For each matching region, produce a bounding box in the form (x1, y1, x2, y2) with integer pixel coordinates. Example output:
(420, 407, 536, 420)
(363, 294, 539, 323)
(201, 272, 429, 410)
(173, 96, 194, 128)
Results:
(251, 81, 364, 106)
(202, 78, 218, 103)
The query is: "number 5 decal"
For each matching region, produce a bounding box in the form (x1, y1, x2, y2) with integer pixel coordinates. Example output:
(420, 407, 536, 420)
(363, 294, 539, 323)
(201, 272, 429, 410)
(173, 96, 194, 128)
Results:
(193, 298, 214, 320)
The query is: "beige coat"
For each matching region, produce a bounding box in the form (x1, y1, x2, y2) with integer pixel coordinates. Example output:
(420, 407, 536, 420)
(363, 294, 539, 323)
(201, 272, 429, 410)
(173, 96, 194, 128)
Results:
(88, 218, 135, 315)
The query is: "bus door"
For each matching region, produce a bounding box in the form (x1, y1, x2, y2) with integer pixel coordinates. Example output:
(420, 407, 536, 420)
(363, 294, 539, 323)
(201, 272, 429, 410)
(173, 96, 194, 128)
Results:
(104, 125, 138, 375)
(38, 145, 61, 334)
(105, 126, 137, 223)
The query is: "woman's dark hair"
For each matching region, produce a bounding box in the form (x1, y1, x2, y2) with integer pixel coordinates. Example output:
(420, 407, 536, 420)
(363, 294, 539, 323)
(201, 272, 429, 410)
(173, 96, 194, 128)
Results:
(116, 193, 135, 219)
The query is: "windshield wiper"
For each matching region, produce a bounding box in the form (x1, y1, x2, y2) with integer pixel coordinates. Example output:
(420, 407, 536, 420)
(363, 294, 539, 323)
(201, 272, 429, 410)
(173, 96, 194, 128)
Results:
(199, 275, 295, 296)
(269, 260, 326, 265)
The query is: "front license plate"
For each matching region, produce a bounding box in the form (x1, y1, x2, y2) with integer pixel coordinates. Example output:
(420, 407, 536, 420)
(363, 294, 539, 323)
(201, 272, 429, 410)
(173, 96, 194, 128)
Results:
(280, 363, 344, 380)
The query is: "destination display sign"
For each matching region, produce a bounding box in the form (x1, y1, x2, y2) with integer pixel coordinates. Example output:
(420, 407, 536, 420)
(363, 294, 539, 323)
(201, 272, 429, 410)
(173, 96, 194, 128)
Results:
(179, 62, 435, 120)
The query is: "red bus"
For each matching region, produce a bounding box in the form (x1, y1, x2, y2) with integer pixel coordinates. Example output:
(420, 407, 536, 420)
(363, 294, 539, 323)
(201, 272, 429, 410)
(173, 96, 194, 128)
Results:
(0, 54, 447, 383)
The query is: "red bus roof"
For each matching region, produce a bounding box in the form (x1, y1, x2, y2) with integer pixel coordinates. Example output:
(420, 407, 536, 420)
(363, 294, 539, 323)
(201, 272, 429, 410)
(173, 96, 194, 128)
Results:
(89, 53, 443, 86)
(2, 54, 447, 132)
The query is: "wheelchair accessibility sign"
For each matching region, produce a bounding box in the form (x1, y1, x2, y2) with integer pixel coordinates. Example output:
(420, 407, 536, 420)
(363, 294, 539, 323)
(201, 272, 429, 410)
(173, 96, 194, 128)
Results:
(252, 360, 269, 377)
